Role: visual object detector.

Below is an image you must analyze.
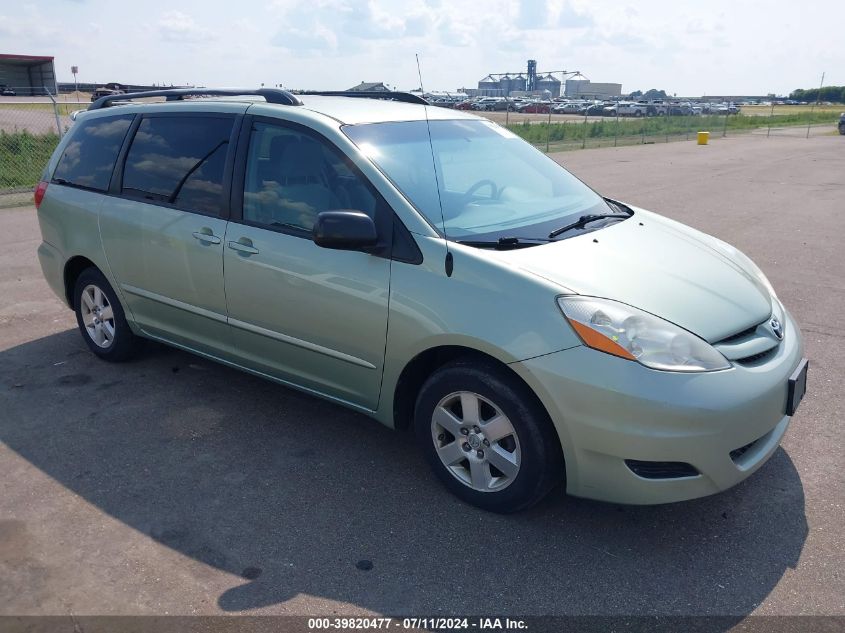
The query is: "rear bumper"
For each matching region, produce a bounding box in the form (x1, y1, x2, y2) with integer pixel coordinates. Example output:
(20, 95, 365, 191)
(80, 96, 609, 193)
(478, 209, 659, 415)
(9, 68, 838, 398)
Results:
(37, 241, 68, 308)
(512, 311, 805, 504)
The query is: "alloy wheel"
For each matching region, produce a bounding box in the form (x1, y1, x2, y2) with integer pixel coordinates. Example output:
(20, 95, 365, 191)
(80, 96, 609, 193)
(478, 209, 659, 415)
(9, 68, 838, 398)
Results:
(80, 284, 115, 348)
(430, 391, 522, 492)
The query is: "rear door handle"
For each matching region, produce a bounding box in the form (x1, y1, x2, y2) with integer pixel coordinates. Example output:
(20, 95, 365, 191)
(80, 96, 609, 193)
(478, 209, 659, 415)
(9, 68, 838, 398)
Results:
(192, 230, 221, 245)
(227, 240, 259, 255)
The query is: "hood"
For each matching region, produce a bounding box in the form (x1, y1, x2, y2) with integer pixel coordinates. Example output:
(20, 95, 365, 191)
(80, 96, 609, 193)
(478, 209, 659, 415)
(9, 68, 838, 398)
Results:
(497, 208, 773, 343)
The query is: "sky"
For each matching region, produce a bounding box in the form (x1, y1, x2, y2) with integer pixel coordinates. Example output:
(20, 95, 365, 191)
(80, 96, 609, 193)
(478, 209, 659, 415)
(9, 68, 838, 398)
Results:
(1, 0, 842, 96)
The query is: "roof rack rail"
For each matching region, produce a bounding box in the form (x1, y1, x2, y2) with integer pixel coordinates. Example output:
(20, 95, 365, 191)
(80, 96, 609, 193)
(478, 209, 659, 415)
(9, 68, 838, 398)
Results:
(88, 88, 303, 111)
(299, 91, 428, 105)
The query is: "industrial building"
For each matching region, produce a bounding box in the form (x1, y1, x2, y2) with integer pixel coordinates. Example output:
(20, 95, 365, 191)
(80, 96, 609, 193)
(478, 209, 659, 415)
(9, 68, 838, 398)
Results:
(0, 54, 57, 95)
(564, 79, 622, 99)
(475, 60, 566, 97)
(474, 60, 621, 99)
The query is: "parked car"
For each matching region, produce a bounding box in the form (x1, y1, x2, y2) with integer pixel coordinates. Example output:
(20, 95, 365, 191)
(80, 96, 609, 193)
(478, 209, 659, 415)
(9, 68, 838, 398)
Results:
(517, 101, 550, 114)
(667, 102, 693, 116)
(471, 97, 509, 111)
(553, 101, 588, 114)
(90, 87, 125, 102)
(583, 103, 607, 116)
(839, 113, 845, 135)
(645, 101, 669, 116)
(35, 88, 808, 513)
(615, 101, 647, 117)
(713, 103, 739, 115)
(0, 84, 17, 96)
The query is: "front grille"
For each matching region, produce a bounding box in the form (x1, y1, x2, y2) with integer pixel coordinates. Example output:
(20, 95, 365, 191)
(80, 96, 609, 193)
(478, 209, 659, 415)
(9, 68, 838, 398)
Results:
(625, 460, 700, 480)
(735, 347, 778, 365)
(714, 316, 780, 364)
(718, 323, 759, 344)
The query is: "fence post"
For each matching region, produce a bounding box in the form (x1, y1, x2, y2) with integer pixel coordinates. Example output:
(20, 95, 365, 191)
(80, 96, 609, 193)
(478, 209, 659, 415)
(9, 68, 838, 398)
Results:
(766, 99, 775, 137)
(807, 72, 824, 139)
(581, 106, 589, 149)
(614, 106, 619, 147)
(722, 112, 728, 138)
(44, 86, 63, 139)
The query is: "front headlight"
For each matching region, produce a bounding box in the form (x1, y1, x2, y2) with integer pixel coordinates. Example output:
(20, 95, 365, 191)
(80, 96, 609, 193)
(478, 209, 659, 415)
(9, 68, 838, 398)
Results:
(558, 296, 731, 372)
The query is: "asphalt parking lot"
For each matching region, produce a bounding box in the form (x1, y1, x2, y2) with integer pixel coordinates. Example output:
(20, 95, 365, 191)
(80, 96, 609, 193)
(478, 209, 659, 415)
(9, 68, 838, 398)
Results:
(1, 134, 843, 620)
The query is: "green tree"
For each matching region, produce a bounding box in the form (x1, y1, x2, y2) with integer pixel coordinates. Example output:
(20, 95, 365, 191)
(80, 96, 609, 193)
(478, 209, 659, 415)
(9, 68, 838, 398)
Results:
(789, 86, 845, 103)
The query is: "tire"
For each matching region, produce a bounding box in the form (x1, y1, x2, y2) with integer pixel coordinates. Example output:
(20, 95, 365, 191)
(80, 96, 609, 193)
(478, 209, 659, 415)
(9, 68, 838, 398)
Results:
(73, 267, 143, 362)
(839, 124, 845, 135)
(414, 358, 564, 513)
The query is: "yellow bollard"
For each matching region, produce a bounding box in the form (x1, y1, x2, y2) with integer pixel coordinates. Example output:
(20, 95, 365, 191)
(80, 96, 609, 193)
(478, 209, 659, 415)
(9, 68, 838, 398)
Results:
(697, 131, 710, 145)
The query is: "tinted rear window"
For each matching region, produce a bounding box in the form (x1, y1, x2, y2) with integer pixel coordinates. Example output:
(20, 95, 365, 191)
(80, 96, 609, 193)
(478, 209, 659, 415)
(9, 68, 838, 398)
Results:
(53, 115, 133, 191)
(122, 116, 234, 215)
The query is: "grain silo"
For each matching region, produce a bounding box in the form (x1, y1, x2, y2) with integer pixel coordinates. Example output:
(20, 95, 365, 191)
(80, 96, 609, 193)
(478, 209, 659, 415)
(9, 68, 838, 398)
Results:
(535, 73, 561, 98)
(477, 74, 502, 96)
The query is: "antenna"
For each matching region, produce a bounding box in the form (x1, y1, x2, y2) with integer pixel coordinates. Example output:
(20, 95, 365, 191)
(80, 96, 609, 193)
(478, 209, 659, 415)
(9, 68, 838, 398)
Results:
(415, 53, 453, 276)
(415, 53, 425, 94)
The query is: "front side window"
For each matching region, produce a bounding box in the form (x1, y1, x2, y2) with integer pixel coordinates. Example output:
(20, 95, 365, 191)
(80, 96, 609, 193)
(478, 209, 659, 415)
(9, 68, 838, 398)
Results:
(53, 114, 133, 191)
(343, 119, 610, 241)
(242, 122, 377, 233)
(122, 116, 233, 215)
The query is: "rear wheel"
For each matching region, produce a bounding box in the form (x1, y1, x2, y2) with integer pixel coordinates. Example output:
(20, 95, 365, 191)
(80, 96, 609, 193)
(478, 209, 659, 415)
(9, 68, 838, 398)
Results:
(839, 123, 845, 135)
(414, 358, 564, 513)
(73, 268, 142, 361)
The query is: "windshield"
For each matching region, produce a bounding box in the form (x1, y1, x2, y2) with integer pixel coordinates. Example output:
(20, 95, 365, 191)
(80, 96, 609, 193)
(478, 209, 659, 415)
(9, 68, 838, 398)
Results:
(342, 119, 610, 241)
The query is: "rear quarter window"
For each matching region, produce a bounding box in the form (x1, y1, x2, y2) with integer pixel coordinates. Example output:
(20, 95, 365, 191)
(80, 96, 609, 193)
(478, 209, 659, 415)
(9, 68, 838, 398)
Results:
(52, 115, 134, 191)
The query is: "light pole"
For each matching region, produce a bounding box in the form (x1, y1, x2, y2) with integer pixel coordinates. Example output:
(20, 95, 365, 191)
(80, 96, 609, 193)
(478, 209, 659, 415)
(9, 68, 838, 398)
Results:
(71, 66, 78, 99)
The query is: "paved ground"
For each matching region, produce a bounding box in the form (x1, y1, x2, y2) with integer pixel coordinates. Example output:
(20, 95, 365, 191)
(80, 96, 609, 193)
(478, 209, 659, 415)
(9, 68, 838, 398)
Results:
(1, 134, 843, 620)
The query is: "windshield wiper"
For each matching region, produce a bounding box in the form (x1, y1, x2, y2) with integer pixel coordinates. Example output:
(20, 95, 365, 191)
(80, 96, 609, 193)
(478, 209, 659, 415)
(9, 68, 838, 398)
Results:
(548, 212, 631, 239)
(456, 236, 550, 250)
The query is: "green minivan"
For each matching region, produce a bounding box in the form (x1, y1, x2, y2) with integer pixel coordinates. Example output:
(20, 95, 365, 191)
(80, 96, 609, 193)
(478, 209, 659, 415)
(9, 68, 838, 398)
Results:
(35, 89, 808, 512)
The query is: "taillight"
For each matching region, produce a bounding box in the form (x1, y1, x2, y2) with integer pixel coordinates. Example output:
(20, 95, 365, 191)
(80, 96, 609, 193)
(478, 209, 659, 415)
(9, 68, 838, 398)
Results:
(34, 181, 48, 209)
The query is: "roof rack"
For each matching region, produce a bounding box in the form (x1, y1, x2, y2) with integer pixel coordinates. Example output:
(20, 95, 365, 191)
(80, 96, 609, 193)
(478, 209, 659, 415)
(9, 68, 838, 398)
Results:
(88, 88, 303, 111)
(299, 91, 428, 105)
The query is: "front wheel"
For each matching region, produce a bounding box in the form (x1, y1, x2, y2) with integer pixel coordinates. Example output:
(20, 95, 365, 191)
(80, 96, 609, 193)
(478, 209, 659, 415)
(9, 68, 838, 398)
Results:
(73, 268, 143, 361)
(839, 124, 845, 135)
(414, 359, 564, 513)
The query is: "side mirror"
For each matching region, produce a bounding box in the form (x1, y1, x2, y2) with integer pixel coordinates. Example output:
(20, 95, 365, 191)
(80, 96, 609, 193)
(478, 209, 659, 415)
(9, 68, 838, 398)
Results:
(312, 210, 378, 251)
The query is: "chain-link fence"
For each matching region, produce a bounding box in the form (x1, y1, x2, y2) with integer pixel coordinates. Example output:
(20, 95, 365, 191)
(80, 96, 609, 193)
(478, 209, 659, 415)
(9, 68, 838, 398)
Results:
(0, 87, 85, 208)
(480, 98, 841, 153)
(1, 89, 842, 208)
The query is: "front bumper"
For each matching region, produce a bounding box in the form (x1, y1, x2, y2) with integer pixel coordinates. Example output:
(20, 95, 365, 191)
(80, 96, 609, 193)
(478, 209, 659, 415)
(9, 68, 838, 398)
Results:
(512, 311, 805, 504)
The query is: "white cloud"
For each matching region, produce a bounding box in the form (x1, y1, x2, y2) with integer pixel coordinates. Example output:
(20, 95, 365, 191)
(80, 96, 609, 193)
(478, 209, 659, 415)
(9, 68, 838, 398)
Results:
(557, 2, 593, 28)
(516, 0, 593, 30)
(157, 11, 216, 43)
(8, 0, 844, 97)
